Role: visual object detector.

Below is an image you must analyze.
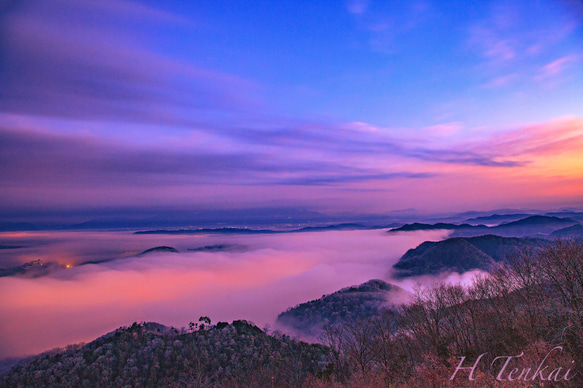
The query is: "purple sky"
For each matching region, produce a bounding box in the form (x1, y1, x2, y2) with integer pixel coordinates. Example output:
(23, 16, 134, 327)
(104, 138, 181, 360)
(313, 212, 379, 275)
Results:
(1, 0, 582, 219)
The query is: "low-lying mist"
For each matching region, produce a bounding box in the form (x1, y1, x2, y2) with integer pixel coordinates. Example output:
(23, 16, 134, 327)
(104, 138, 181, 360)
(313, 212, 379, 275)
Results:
(0, 229, 452, 359)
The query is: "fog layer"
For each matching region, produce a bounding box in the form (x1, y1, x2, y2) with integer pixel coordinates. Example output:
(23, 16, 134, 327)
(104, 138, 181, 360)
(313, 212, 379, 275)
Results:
(0, 229, 449, 359)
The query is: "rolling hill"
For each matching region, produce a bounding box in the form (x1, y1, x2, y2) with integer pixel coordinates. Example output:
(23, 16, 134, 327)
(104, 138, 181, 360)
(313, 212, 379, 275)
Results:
(392, 235, 550, 277)
(549, 224, 583, 239)
(0, 321, 330, 388)
(277, 279, 409, 337)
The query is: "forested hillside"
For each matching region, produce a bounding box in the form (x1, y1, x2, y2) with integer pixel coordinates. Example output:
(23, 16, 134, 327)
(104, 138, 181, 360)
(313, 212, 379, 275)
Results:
(393, 234, 550, 277)
(277, 280, 409, 337)
(0, 320, 330, 388)
(315, 239, 583, 386)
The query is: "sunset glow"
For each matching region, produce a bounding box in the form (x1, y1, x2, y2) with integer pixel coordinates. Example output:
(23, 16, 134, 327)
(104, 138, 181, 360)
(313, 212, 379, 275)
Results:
(0, 0, 581, 219)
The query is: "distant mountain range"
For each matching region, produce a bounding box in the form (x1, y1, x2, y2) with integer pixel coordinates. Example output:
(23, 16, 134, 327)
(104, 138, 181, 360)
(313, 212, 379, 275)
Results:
(134, 227, 280, 235)
(388, 215, 580, 238)
(133, 223, 400, 235)
(463, 213, 534, 225)
(0, 208, 334, 231)
(549, 224, 583, 239)
(0, 222, 39, 232)
(1, 207, 581, 232)
(387, 222, 475, 232)
(392, 235, 550, 278)
(130, 215, 582, 236)
(131, 214, 575, 238)
(276, 279, 409, 337)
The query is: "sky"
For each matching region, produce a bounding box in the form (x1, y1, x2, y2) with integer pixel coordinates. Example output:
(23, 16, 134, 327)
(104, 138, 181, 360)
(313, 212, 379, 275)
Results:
(1, 0, 583, 220)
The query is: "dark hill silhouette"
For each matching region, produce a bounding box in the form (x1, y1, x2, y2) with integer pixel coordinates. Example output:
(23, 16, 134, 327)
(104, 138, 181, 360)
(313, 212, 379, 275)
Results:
(187, 244, 240, 252)
(476, 215, 580, 238)
(392, 235, 550, 277)
(0, 222, 38, 232)
(134, 227, 278, 235)
(393, 238, 494, 277)
(0, 260, 64, 278)
(464, 213, 533, 225)
(387, 222, 479, 232)
(296, 223, 367, 232)
(388, 215, 579, 238)
(277, 279, 410, 337)
(138, 246, 179, 255)
(544, 211, 583, 221)
(134, 223, 399, 235)
(0, 245, 23, 250)
(466, 234, 549, 260)
(550, 224, 583, 239)
(497, 215, 577, 228)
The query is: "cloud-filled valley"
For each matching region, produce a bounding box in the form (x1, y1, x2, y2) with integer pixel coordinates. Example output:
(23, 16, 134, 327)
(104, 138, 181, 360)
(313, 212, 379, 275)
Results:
(0, 229, 452, 359)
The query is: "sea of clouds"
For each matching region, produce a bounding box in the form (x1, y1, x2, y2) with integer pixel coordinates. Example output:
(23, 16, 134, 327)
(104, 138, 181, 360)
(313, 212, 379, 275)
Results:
(0, 228, 484, 359)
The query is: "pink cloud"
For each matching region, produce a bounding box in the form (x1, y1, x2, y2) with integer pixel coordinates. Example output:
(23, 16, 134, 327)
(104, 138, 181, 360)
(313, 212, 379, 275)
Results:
(536, 55, 578, 80)
(422, 122, 464, 137)
(483, 73, 519, 88)
(347, 0, 369, 15)
(469, 26, 516, 63)
(65, 0, 192, 25)
(0, 1, 261, 124)
(477, 118, 583, 157)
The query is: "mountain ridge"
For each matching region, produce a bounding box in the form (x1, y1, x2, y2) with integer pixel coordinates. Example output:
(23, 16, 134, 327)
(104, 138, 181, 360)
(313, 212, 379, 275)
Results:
(388, 215, 579, 238)
(276, 279, 410, 337)
(392, 234, 550, 278)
